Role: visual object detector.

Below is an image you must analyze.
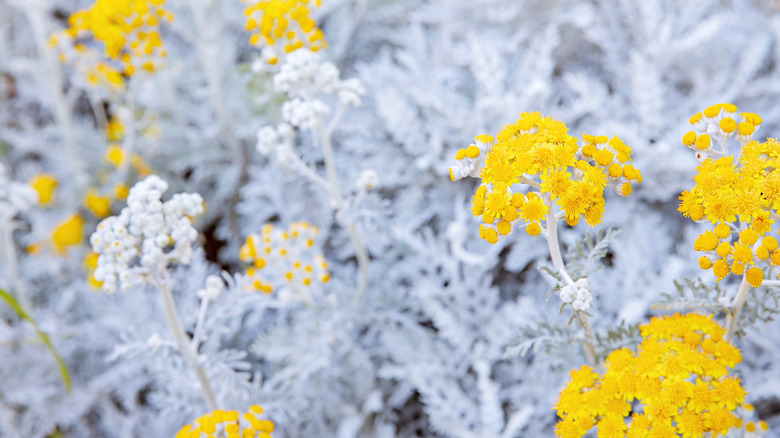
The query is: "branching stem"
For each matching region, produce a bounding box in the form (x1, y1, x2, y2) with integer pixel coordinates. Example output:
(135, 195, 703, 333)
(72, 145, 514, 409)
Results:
(314, 122, 369, 300)
(544, 195, 598, 367)
(725, 274, 750, 343)
(159, 281, 217, 411)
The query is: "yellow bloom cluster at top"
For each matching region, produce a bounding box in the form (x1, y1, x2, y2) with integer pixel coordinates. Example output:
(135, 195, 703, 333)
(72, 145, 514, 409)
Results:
(52, 0, 173, 78)
(682, 103, 763, 159)
(176, 405, 275, 438)
(239, 222, 330, 293)
(555, 313, 745, 438)
(450, 112, 640, 244)
(242, 0, 327, 62)
(678, 105, 780, 287)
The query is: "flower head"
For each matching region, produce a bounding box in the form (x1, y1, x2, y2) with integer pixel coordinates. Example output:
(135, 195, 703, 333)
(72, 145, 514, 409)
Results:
(555, 313, 746, 438)
(51, 0, 173, 79)
(243, 0, 327, 63)
(90, 176, 203, 293)
(240, 222, 330, 294)
(451, 113, 638, 243)
(681, 106, 780, 287)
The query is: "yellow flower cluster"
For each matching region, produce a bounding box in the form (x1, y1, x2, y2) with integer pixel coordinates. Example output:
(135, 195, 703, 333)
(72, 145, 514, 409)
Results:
(682, 103, 763, 159)
(555, 313, 745, 438)
(679, 105, 780, 286)
(52, 0, 173, 78)
(451, 112, 640, 244)
(239, 222, 330, 293)
(176, 405, 275, 438)
(242, 0, 327, 62)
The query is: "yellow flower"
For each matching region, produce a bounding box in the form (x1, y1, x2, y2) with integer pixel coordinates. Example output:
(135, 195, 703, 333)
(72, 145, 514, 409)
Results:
(85, 189, 111, 218)
(519, 192, 548, 223)
(114, 183, 129, 200)
(484, 185, 511, 222)
(52, 214, 85, 251)
(540, 169, 572, 199)
(106, 119, 125, 142)
(30, 174, 58, 205)
(105, 144, 125, 166)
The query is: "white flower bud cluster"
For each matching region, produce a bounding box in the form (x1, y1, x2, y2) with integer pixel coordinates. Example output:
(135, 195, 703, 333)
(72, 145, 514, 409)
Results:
(337, 78, 366, 108)
(255, 49, 366, 156)
(197, 275, 225, 301)
(272, 48, 366, 107)
(90, 175, 204, 293)
(0, 163, 38, 223)
(256, 123, 294, 156)
(448, 136, 494, 181)
(559, 278, 592, 312)
(281, 98, 330, 131)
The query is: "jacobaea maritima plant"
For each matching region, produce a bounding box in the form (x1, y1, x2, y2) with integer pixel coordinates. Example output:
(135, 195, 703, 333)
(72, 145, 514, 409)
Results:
(452, 112, 643, 364)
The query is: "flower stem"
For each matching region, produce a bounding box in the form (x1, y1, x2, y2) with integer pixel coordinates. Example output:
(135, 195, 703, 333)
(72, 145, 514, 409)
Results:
(1, 223, 30, 311)
(544, 195, 598, 367)
(725, 274, 750, 343)
(25, 5, 83, 185)
(314, 122, 369, 300)
(159, 281, 217, 411)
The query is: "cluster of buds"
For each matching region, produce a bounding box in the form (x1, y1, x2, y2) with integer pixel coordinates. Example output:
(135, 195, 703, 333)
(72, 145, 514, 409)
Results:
(559, 278, 592, 311)
(682, 103, 762, 160)
(255, 49, 365, 154)
(694, 225, 779, 287)
(50, 0, 173, 78)
(255, 123, 295, 156)
(197, 275, 226, 301)
(242, 0, 326, 64)
(450, 112, 640, 244)
(239, 222, 330, 294)
(89, 176, 203, 293)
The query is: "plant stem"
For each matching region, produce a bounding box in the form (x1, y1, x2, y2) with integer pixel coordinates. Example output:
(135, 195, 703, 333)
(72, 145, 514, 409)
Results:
(314, 122, 369, 300)
(725, 274, 750, 343)
(159, 281, 217, 411)
(25, 5, 83, 185)
(119, 80, 137, 178)
(544, 195, 598, 367)
(1, 223, 31, 311)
